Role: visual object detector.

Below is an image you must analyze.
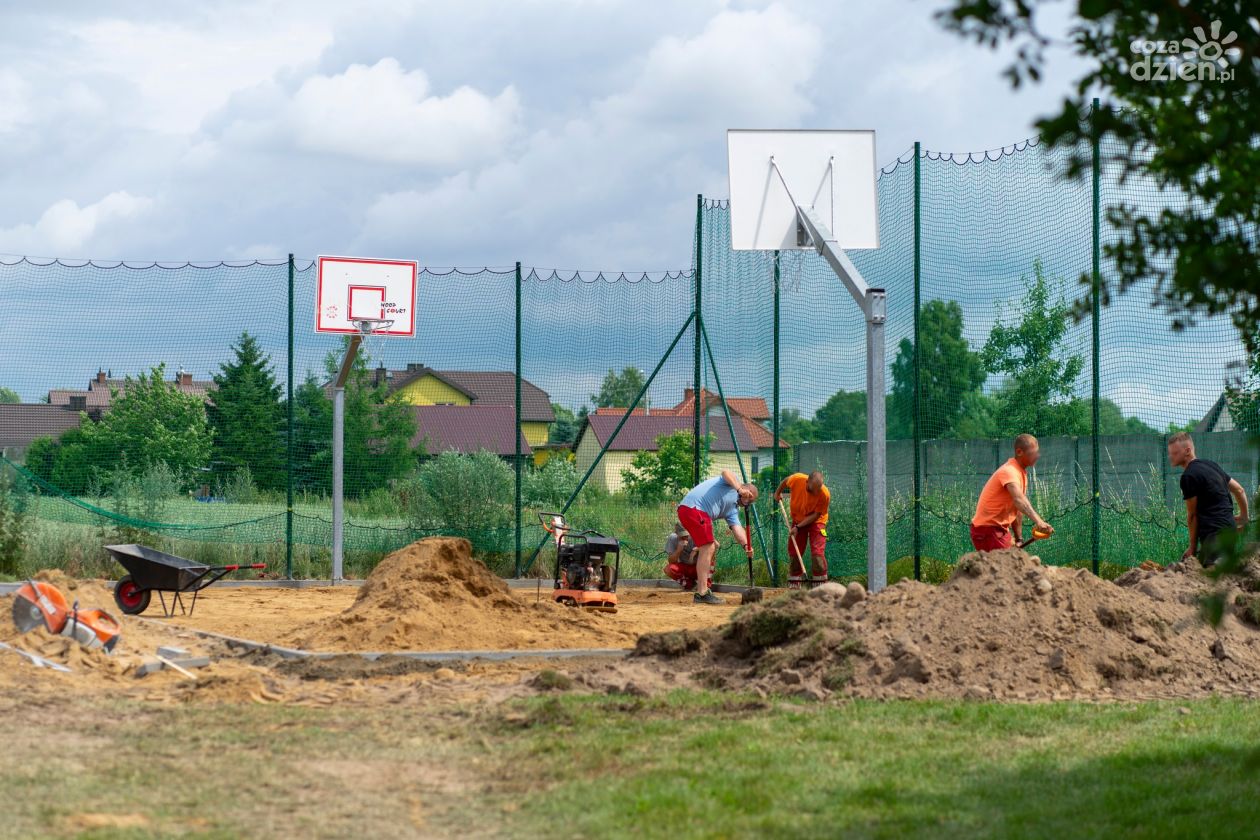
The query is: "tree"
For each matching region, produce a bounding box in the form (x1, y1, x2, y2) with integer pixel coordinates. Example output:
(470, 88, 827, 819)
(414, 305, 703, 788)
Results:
(47, 364, 212, 491)
(952, 392, 1000, 440)
(890, 300, 987, 440)
(592, 367, 646, 408)
(938, 2, 1260, 353)
(813, 390, 868, 441)
(548, 403, 580, 445)
(1096, 399, 1158, 435)
(622, 430, 711, 503)
(289, 344, 418, 496)
(1226, 342, 1260, 433)
(0, 387, 19, 404)
(777, 409, 817, 444)
(982, 261, 1089, 438)
(291, 375, 333, 493)
(207, 332, 285, 490)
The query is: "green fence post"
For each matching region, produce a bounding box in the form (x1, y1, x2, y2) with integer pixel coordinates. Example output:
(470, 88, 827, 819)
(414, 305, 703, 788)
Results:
(693, 194, 704, 487)
(700, 320, 772, 581)
(286, 253, 295, 579)
(772, 249, 781, 585)
(515, 261, 523, 578)
(913, 141, 922, 581)
(1091, 98, 1102, 576)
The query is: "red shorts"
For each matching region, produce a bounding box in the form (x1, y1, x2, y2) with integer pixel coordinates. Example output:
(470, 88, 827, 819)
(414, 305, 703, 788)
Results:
(677, 505, 715, 547)
(970, 524, 1013, 551)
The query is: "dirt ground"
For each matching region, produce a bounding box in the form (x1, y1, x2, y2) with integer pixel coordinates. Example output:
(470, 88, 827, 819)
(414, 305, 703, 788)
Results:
(8, 539, 1260, 710)
(0, 539, 739, 709)
(596, 548, 1260, 703)
(164, 584, 738, 651)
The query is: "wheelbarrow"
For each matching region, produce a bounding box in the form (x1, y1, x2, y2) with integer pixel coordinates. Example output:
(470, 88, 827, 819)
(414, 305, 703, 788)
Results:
(104, 544, 265, 617)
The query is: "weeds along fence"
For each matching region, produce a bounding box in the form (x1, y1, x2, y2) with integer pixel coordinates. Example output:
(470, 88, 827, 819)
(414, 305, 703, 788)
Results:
(0, 121, 1249, 582)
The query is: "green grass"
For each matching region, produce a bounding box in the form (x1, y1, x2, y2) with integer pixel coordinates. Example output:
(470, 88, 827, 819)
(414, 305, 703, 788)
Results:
(3, 693, 1258, 839)
(5, 472, 1189, 584)
(491, 693, 1260, 838)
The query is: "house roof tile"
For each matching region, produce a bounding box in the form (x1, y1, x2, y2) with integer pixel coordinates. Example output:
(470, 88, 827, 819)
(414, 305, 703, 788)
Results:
(410, 405, 532, 457)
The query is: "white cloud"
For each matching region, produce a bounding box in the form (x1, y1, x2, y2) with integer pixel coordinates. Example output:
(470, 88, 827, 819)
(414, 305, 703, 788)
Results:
(0, 191, 154, 255)
(353, 4, 824, 264)
(0, 69, 32, 133)
(67, 15, 333, 132)
(284, 58, 521, 166)
(598, 4, 822, 127)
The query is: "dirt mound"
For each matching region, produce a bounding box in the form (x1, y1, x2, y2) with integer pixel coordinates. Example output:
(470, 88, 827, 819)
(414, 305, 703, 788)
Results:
(289, 538, 641, 651)
(600, 549, 1260, 702)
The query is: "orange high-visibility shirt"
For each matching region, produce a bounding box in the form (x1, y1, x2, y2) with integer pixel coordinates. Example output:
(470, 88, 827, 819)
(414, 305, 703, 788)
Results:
(785, 472, 830, 526)
(971, 458, 1027, 529)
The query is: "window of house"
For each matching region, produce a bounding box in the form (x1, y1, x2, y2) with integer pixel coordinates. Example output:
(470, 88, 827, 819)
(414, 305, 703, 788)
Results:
(751, 456, 759, 474)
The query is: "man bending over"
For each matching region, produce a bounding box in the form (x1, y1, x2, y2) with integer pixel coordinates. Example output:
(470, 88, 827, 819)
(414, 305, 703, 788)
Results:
(678, 469, 758, 605)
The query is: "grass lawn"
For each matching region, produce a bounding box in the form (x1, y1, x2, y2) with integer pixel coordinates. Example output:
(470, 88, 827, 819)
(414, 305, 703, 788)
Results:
(3, 692, 1257, 839)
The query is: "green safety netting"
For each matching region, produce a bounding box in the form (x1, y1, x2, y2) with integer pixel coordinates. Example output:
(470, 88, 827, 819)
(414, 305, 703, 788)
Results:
(0, 127, 1249, 582)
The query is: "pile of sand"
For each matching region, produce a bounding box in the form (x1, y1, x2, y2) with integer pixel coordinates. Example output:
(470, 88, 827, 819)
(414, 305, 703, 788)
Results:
(600, 548, 1260, 702)
(289, 538, 641, 652)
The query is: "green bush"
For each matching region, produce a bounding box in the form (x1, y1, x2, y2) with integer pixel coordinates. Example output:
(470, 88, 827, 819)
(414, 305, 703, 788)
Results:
(399, 451, 514, 549)
(0, 468, 31, 576)
(621, 431, 712, 504)
(524, 458, 593, 509)
(215, 466, 259, 504)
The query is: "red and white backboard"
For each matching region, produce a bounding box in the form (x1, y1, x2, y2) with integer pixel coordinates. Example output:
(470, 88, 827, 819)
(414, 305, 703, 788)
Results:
(316, 255, 418, 336)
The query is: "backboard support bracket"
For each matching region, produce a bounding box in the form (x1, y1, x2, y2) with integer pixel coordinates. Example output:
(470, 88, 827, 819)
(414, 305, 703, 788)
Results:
(793, 203, 887, 593)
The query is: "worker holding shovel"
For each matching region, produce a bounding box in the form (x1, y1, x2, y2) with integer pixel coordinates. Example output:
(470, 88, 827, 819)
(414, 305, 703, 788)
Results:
(774, 470, 831, 588)
(970, 434, 1054, 552)
(678, 470, 758, 605)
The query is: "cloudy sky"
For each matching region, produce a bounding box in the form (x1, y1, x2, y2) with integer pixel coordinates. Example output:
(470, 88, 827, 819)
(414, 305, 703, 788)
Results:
(1, 1, 1240, 428)
(0, 0, 1092, 268)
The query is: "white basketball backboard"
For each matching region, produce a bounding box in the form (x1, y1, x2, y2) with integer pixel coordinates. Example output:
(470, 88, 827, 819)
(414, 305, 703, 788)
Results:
(726, 129, 879, 251)
(316, 256, 418, 336)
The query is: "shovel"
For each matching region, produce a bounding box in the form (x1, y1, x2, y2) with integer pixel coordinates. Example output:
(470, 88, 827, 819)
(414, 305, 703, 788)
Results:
(778, 498, 808, 580)
(742, 507, 755, 586)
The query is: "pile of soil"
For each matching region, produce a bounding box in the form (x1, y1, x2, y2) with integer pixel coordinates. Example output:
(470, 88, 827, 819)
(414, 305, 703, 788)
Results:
(597, 548, 1260, 702)
(288, 538, 642, 652)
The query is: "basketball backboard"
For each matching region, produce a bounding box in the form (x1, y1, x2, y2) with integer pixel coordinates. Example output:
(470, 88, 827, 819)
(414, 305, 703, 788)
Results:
(315, 256, 418, 336)
(726, 129, 879, 251)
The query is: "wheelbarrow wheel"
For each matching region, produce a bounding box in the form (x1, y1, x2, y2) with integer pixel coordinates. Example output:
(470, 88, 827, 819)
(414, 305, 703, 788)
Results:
(113, 576, 151, 615)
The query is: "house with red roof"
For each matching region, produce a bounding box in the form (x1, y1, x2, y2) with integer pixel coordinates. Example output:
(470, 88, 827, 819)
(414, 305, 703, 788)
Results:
(575, 388, 787, 493)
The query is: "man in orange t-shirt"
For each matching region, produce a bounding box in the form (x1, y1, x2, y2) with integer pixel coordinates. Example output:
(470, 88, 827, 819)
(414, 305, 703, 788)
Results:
(970, 434, 1054, 551)
(774, 470, 831, 587)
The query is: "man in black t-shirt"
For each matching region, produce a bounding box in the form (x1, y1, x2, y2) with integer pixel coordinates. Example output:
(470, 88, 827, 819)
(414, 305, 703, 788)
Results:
(1168, 432, 1249, 565)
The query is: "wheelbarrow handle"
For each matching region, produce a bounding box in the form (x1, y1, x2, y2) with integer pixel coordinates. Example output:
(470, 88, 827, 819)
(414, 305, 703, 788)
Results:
(218, 563, 267, 571)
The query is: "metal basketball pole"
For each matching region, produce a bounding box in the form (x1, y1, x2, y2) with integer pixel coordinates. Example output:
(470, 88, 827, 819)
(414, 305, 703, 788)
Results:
(795, 207, 887, 592)
(331, 332, 364, 584)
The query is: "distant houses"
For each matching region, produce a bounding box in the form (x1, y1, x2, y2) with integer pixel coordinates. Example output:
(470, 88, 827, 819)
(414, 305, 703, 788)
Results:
(367, 364, 556, 465)
(0, 368, 213, 459)
(574, 388, 788, 493)
(3, 365, 789, 497)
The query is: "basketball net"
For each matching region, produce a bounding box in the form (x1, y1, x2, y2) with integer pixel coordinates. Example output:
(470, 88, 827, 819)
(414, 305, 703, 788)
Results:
(353, 318, 393, 369)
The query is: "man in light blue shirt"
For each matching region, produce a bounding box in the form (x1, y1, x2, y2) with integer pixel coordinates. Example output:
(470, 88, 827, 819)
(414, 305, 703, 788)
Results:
(677, 469, 758, 604)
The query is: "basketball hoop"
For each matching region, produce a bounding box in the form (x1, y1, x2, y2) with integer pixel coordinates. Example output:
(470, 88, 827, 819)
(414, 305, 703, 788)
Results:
(352, 317, 395, 334)
(353, 318, 394, 365)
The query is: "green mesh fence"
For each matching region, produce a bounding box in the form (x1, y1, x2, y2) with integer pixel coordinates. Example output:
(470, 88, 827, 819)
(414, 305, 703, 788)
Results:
(0, 124, 1250, 583)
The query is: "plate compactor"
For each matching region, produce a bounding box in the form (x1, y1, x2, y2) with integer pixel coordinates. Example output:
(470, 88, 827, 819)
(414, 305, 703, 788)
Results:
(539, 513, 620, 613)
